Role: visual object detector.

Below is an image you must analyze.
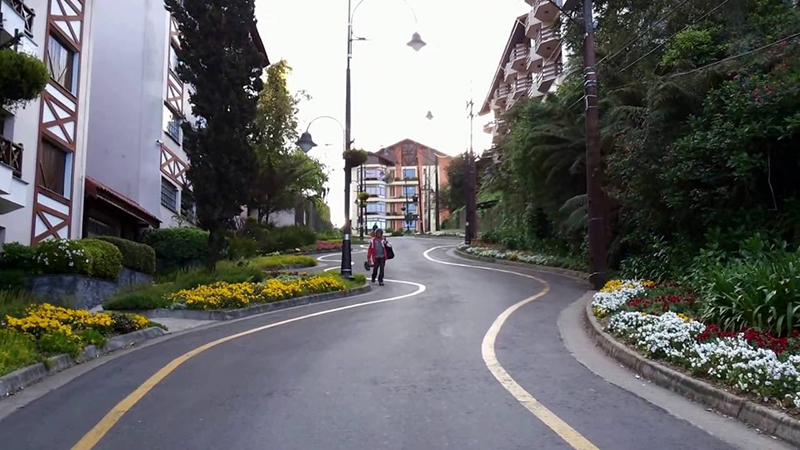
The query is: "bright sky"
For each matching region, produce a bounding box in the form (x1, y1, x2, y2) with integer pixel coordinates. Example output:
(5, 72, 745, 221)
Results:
(255, 0, 528, 226)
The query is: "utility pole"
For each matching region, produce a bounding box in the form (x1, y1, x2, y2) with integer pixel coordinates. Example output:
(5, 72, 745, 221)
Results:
(583, 0, 608, 288)
(465, 99, 477, 245)
(434, 155, 440, 232)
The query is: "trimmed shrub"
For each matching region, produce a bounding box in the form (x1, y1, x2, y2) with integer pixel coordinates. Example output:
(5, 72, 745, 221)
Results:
(77, 239, 123, 281)
(97, 237, 156, 274)
(0, 242, 36, 272)
(143, 228, 209, 270)
(226, 234, 260, 260)
(33, 239, 91, 276)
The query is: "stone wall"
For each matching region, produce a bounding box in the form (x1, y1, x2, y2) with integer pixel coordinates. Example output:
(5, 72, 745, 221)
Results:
(28, 268, 153, 310)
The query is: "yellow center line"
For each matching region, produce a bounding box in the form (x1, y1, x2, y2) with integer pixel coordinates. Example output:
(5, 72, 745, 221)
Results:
(423, 246, 600, 450)
(72, 279, 426, 450)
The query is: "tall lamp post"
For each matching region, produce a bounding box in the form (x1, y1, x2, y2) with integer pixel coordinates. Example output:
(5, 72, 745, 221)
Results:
(298, 1, 425, 278)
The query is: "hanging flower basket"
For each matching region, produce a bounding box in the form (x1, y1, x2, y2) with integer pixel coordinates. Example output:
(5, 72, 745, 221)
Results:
(343, 149, 368, 168)
(0, 49, 49, 110)
(358, 192, 370, 202)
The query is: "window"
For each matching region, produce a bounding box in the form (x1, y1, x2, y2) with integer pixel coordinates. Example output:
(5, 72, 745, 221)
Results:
(38, 141, 68, 196)
(403, 186, 417, 197)
(87, 218, 116, 238)
(366, 185, 386, 197)
(404, 220, 417, 230)
(364, 168, 384, 180)
(181, 189, 196, 221)
(47, 35, 77, 94)
(366, 219, 386, 230)
(403, 168, 416, 179)
(161, 178, 178, 211)
(164, 106, 183, 144)
(366, 203, 386, 214)
(406, 203, 417, 213)
(169, 44, 179, 73)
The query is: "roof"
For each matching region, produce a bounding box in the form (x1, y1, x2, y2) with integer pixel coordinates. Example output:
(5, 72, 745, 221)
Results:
(251, 24, 269, 65)
(479, 15, 528, 116)
(378, 138, 450, 160)
(85, 177, 161, 228)
(367, 152, 395, 166)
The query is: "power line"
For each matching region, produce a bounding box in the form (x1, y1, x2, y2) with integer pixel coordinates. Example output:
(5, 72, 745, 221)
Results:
(616, 0, 732, 75)
(668, 32, 800, 77)
(596, 0, 694, 67)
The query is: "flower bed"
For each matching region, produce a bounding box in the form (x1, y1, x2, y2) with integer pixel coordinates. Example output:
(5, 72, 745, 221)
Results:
(458, 245, 587, 272)
(1, 303, 161, 376)
(592, 280, 800, 411)
(429, 230, 465, 237)
(166, 272, 350, 311)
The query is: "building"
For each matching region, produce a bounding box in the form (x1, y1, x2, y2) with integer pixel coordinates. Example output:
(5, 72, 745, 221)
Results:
(82, 1, 268, 240)
(352, 139, 451, 233)
(480, 0, 579, 144)
(0, 0, 95, 245)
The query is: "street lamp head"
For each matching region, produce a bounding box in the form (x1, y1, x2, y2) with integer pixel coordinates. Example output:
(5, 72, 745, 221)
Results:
(296, 131, 317, 153)
(407, 32, 426, 52)
(426, 111, 434, 120)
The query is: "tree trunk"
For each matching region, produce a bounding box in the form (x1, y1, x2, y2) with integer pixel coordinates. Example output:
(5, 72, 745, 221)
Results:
(205, 226, 226, 272)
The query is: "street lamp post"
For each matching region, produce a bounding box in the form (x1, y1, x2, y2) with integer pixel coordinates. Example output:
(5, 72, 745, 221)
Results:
(297, 1, 425, 278)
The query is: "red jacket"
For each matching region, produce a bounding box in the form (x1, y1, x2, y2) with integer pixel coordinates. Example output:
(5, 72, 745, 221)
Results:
(367, 237, 389, 263)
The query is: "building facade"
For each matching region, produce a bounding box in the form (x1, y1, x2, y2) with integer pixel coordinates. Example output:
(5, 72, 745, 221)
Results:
(480, 0, 579, 143)
(352, 139, 450, 233)
(0, 0, 95, 245)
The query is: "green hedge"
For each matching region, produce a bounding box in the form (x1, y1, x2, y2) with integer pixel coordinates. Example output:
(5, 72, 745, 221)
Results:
(0, 243, 36, 272)
(228, 221, 317, 259)
(97, 237, 156, 274)
(143, 228, 209, 271)
(77, 239, 123, 281)
(32, 239, 91, 276)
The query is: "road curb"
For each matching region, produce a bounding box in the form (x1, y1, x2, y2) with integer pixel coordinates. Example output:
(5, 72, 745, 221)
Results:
(0, 327, 167, 400)
(454, 249, 591, 285)
(128, 285, 372, 321)
(581, 296, 800, 446)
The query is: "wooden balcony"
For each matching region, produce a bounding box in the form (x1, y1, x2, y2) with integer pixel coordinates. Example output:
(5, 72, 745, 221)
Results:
(1, 0, 35, 37)
(0, 134, 23, 178)
(535, 26, 561, 58)
(509, 44, 529, 71)
(536, 60, 563, 93)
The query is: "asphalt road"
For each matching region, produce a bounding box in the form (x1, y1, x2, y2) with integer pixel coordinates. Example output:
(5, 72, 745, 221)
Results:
(0, 238, 741, 449)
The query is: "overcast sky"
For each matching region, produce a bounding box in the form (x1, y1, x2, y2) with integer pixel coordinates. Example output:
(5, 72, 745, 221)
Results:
(255, 0, 528, 226)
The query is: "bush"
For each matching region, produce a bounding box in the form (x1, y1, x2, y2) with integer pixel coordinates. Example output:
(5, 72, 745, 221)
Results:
(36, 331, 82, 357)
(249, 255, 316, 270)
(109, 312, 150, 334)
(143, 228, 209, 271)
(262, 226, 316, 253)
(696, 249, 800, 337)
(97, 237, 156, 274)
(391, 230, 404, 237)
(0, 270, 25, 291)
(0, 242, 36, 272)
(33, 239, 91, 276)
(0, 329, 41, 376)
(226, 234, 260, 260)
(77, 239, 123, 281)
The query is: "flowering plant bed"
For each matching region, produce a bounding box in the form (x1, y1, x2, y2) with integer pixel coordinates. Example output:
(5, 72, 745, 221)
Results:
(458, 244, 587, 272)
(592, 280, 800, 413)
(1, 303, 162, 376)
(166, 272, 355, 311)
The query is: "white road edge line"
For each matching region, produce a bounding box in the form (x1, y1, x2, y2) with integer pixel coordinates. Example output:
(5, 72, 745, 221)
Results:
(423, 245, 599, 450)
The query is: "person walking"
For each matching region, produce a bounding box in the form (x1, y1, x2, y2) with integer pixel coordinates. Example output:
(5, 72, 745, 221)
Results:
(367, 229, 389, 285)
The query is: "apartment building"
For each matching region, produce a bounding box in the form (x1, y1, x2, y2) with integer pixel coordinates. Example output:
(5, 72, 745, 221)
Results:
(481, 0, 579, 143)
(351, 139, 450, 233)
(0, 0, 95, 245)
(82, 0, 268, 240)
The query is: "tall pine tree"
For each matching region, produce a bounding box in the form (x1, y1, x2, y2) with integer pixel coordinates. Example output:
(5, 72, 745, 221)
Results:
(165, 0, 268, 268)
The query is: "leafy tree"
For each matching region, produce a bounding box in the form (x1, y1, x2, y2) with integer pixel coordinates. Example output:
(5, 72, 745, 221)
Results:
(249, 60, 327, 222)
(165, 0, 267, 269)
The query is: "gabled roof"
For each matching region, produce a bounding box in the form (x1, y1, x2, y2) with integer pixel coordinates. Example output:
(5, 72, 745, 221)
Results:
(251, 24, 269, 65)
(479, 15, 528, 116)
(378, 138, 449, 159)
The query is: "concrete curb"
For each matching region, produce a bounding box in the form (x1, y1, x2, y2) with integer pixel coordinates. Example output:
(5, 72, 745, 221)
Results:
(454, 249, 591, 285)
(581, 297, 800, 447)
(0, 327, 167, 399)
(129, 284, 372, 321)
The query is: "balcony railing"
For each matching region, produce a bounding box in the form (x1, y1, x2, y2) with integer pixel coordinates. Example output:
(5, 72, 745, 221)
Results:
(536, 61, 563, 93)
(3, 0, 35, 36)
(497, 85, 510, 98)
(512, 75, 533, 98)
(509, 44, 529, 70)
(535, 26, 561, 58)
(0, 135, 23, 178)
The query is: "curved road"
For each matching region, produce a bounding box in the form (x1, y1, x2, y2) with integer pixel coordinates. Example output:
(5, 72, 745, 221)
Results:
(0, 238, 759, 449)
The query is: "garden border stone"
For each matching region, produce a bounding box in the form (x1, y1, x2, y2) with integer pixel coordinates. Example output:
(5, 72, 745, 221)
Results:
(0, 327, 167, 399)
(581, 297, 800, 446)
(454, 248, 591, 285)
(127, 284, 372, 321)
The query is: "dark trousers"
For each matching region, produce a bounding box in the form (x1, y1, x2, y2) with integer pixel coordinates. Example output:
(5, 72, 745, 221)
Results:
(371, 257, 386, 282)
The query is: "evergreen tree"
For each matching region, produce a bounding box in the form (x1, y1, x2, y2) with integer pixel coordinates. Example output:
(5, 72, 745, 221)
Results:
(165, 0, 267, 269)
